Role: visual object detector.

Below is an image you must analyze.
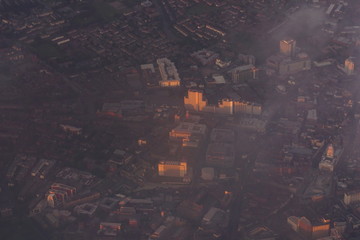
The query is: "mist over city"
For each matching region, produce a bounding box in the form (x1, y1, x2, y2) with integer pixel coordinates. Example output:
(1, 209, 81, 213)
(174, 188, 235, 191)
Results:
(0, 0, 360, 240)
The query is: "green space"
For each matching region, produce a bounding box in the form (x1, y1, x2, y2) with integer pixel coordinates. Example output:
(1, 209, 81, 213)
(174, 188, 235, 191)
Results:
(186, 3, 218, 16)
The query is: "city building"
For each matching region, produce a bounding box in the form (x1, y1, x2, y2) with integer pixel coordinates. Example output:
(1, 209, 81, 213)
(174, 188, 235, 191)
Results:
(228, 64, 258, 83)
(74, 203, 98, 216)
(184, 89, 208, 112)
(50, 183, 76, 198)
(238, 118, 268, 133)
(47, 193, 62, 208)
(210, 128, 235, 143)
(169, 122, 207, 141)
(344, 57, 356, 75)
(184, 89, 262, 115)
(98, 222, 122, 237)
(6, 154, 36, 180)
(31, 159, 56, 179)
(158, 161, 187, 177)
(319, 144, 343, 172)
(191, 49, 219, 66)
(295, 216, 330, 239)
(288, 216, 300, 232)
(201, 207, 229, 229)
(157, 58, 181, 87)
(267, 38, 311, 75)
(201, 167, 215, 181)
(238, 53, 256, 65)
(46, 183, 76, 208)
(206, 143, 235, 168)
(215, 58, 231, 68)
(267, 53, 311, 75)
(280, 38, 296, 57)
(302, 172, 333, 202)
(344, 190, 360, 205)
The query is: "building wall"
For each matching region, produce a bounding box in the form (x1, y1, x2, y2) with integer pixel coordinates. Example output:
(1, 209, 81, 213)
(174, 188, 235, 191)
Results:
(280, 39, 296, 57)
(312, 224, 330, 239)
(287, 216, 299, 232)
(344, 191, 360, 205)
(158, 161, 187, 177)
(159, 80, 180, 87)
(157, 58, 181, 87)
(319, 162, 334, 172)
(279, 59, 311, 75)
(184, 90, 261, 115)
(298, 217, 312, 239)
(184, 90, 208, 112)
(232, 69, 256, 83)
(345, 58, 355, 75)
(169, 131, 191, 140)
(216, 100, 233, 115)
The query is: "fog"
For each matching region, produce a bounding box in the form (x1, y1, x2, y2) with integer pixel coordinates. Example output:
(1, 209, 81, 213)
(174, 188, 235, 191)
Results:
(271, 6, 327, 42)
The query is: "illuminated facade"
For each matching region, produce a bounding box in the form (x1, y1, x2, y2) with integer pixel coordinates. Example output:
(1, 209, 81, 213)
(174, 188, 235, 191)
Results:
(158, 161, 187, 177)
(46, 183, 76, 208)
(280, 38, 296, 57)
(157, 58, 181, 87)
(344, 57, 355, 75)
(184, 89, 262, 115)
(319, 144, 343, 172)
(312, 224, 330, 239)
(184, 89, 208, 112)
(291, 216, 330, 239)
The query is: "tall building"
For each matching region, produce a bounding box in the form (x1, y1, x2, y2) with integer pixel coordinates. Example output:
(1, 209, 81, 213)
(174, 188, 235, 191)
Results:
(157, 58, 181, 87)
(184, 89, 262, 115)
(228, 64, 258, 83)
(158, 161, 187, 177)
(280, 38, 296, 57)
(344, 57, 355, 75)
(267, 52, 311, 76)
(184, 90, 208, 112)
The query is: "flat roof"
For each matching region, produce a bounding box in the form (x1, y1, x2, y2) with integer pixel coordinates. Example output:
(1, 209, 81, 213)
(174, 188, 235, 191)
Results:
(172, 122, 207, 135)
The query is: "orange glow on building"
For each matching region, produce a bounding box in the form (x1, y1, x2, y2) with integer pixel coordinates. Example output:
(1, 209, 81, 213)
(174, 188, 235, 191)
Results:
(158, 161, 187, 177)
